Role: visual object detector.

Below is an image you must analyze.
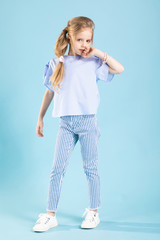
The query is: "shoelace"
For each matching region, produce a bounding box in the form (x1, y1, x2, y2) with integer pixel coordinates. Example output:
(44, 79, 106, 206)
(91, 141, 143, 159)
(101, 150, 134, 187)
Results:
(82, 208, 97, 222)
(36, 213, 52, 225)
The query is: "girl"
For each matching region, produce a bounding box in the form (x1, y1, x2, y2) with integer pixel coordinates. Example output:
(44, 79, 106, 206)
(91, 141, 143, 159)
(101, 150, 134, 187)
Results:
(33, 16, 124, 232)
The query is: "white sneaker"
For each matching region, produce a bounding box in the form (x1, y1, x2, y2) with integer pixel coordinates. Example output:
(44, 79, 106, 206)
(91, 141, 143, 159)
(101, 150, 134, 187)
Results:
(32, 213, 58, 232)
(81, 208, 100, 229)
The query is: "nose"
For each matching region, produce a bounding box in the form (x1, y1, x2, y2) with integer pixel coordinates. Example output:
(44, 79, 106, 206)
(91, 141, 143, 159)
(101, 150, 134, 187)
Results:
(81, 42, 87, 48)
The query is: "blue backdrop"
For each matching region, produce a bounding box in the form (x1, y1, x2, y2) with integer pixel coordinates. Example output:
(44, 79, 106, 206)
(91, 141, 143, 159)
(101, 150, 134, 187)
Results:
(0, 0, 160, 239)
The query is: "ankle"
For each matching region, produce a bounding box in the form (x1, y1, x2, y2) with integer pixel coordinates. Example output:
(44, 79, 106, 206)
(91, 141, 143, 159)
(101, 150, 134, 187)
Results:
(47, 211, 55, 216)
(90, 209, 98, 213)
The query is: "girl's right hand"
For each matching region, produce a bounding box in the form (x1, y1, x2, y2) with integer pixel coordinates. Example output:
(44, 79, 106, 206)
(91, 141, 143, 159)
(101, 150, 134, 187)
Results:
(36, 118, 44, 137)
(81, 46, 96, 58)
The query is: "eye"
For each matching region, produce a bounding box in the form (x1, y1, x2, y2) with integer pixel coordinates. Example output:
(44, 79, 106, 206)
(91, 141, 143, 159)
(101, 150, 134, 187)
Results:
(77, 39, 91, 42)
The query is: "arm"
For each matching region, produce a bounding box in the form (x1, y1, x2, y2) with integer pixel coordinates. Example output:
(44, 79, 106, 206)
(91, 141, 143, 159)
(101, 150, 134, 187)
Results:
(94, 48, 124, 74)
(36, 89, 54, 137)
(38, 88, 54, 120)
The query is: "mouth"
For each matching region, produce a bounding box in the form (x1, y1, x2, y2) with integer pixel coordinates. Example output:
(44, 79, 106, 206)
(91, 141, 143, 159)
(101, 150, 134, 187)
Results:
(79, 49, 85, 52)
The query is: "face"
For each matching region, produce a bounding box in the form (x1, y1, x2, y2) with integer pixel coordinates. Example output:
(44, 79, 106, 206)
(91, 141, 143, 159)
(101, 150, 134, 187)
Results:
(69, 28, 92, 56)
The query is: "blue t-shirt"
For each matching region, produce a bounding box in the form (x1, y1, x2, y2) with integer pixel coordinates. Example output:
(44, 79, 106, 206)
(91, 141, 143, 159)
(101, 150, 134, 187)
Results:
(43, 55, 115, 118)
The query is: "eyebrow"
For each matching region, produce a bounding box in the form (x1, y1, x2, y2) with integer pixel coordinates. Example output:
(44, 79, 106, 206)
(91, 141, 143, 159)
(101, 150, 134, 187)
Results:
(77, 38, 91, 40)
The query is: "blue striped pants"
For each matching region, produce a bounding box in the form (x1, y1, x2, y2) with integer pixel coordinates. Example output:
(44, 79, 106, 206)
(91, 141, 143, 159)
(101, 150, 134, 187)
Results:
(46, 114, 101, 212)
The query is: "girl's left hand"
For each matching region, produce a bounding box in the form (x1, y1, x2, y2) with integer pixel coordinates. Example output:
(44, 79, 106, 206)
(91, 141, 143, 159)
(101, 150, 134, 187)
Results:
(81, 46, 96, 58)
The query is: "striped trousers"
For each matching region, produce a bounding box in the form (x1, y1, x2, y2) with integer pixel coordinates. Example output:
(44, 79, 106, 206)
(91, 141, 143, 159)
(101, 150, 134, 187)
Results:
(46, 114, 101, 212)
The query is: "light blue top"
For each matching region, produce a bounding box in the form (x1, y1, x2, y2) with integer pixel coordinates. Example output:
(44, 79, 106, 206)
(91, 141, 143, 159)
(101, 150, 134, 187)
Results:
(43, 55, 115, 118)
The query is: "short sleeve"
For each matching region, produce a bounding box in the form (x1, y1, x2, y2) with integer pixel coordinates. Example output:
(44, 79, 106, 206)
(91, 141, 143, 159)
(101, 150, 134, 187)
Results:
(43, 58, 56, 92)
(95, 56, 115, 83)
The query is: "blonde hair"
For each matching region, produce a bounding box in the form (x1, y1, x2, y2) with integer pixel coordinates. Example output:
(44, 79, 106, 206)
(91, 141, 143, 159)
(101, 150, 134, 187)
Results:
(49, 16, 95, 93)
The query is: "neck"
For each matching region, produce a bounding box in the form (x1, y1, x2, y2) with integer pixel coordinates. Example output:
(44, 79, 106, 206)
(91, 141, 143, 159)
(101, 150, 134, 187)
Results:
(67, 45, 79, 56)
(67, 52, 78, 56)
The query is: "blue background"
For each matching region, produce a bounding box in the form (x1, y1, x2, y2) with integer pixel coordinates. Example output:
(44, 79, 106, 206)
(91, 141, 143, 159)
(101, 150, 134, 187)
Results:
(0, 0, 160, 239)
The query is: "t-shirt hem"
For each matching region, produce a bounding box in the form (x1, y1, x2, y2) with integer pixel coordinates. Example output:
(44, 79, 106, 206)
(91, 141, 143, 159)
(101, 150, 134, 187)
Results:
(52, 112, 97, 118)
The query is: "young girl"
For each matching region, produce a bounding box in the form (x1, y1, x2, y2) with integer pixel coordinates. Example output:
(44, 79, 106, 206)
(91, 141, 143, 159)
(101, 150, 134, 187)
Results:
(33, 16, 124, 232)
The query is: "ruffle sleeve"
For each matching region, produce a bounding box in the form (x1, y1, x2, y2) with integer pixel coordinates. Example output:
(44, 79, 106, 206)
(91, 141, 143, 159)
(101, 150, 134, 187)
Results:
(43, 58, 56, 92)
(95, 56, 115, 82)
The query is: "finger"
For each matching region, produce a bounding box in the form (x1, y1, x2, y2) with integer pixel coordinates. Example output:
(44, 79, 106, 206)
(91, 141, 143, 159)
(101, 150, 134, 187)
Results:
(38, 130, 44, 137)
(37, 127, 42, 134)
(86, 46, 90, 51)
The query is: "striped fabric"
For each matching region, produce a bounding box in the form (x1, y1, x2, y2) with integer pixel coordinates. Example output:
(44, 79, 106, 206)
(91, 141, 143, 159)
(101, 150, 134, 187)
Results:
(46, 114, 101, 212)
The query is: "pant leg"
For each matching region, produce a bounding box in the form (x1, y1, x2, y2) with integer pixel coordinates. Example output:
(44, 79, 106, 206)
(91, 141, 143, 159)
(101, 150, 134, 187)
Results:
(46, 117, 78, 212)
(78, 115, 101, 210)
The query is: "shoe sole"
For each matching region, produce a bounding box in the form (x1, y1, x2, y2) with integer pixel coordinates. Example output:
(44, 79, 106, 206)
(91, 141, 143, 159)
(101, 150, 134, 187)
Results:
(81, 220, 100, 229)
(33, 223, 58, 232)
